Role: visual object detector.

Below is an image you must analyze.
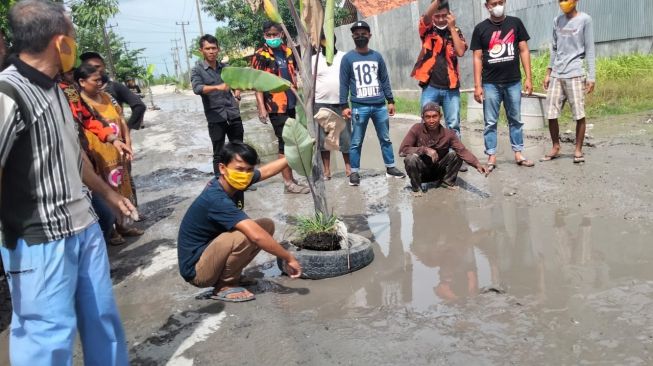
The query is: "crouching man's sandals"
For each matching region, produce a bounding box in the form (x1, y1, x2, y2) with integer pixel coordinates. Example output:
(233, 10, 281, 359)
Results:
(210, 287, 256, 303)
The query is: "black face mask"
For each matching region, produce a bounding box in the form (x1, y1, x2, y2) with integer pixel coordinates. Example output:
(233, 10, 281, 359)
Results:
(100, 72, 110, 84)
(353, 36, 369, 48)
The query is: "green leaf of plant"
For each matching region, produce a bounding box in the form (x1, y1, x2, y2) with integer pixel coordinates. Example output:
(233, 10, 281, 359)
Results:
(295, 102, 308, 128)
(221, 67, 292, 93)
(146, 64, 156, 78)
(324, 0, 335, 65)
(282, 118, 314, 177)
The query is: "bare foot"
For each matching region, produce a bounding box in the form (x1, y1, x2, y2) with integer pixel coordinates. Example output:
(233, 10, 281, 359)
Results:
(540, 147, 561, 161)
(487, 154, 497, 166)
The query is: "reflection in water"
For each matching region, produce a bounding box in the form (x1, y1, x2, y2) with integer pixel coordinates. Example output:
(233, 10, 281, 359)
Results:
(411, 204, 483, 304)
(271, 196, 651, 319)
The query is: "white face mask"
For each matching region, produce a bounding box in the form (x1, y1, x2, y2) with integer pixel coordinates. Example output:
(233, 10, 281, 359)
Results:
(435, 24, 448, 30)
(490, 4, 505, 18)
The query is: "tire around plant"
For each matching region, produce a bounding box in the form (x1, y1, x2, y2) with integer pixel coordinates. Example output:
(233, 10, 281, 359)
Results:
(277, 233, 374, 279)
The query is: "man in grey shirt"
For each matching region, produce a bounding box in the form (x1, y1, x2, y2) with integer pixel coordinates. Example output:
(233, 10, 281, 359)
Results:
(542, 0, 595, 164)
(191, 34, 243, 176)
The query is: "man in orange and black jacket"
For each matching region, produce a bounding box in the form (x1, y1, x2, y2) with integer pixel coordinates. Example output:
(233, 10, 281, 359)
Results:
(411, 0, 467, 142)
(251, 21, 309, 194)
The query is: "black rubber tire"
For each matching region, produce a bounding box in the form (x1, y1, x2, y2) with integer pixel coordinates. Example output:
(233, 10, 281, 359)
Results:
(277, 234, 374, 279)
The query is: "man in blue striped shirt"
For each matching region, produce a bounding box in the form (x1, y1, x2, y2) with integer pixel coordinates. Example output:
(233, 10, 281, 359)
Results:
(0, 1, 135, 364)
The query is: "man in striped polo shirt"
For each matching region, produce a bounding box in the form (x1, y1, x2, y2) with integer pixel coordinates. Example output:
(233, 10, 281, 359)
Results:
(0, 1, 135, 364)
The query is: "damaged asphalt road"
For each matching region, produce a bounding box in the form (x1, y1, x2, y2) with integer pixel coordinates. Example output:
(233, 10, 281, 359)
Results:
(2, 88, 653, 365)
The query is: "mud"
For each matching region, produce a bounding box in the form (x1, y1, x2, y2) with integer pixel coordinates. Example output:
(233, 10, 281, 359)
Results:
(1, 89, 653, 365)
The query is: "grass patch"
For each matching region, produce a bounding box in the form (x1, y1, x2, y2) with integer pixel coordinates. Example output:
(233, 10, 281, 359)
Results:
(528, 52, 653, 120)
(395, 53, 653, 122)
(296, 212, 338, 239)
(294, 212, 341, 251)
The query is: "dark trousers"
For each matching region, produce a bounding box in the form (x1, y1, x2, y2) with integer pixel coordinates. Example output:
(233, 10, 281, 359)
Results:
(404, 151, 463, 191)
(91, 194, 115, 240)
(208, 118, 244, 175)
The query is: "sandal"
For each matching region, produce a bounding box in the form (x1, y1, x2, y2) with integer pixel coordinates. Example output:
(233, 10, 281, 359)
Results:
(284, 182, 310, 194)
(540, 154, 560, 162)
(108, 232, 126, 246)
(487, 163, 497, 173)
(210, 287, 255, 303)
(573, 155, 585, 164)
(116, 226, 144, 237)
(516, 159, 535, 167)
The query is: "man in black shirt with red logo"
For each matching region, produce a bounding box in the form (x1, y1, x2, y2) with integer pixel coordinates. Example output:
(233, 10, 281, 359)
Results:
(471, 0, 535, 171)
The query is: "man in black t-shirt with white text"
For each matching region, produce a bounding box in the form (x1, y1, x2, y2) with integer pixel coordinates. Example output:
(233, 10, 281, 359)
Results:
(471, 0, 535, 171)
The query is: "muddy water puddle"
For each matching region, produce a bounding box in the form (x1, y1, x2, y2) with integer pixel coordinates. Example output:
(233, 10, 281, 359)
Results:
(269, 202, 653, 317)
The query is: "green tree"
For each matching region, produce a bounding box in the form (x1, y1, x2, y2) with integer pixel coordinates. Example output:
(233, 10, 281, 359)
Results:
(70, 0, 119, 29)
(0, 0, 18, 45)
(202, 0, 350, 64)
(202, 0, 297, 53)
(70, 0, 144, 81)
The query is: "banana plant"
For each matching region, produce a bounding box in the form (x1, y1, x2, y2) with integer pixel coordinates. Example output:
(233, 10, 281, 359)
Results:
(221, 67, 292, 93)
(324, 0, 335, 65)
(222, 0, 337, 216)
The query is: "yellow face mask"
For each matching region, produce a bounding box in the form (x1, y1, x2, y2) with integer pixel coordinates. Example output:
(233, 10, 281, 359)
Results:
(224, 168, 254, 191)
(56, 35, 78, 73)
(559, 0, 576, 14)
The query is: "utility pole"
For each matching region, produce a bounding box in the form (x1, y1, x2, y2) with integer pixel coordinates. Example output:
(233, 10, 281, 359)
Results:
(195, 0, 205, 35)
(163, 58, 171, 77)
(170, 45, 181, 82)
(176, 21, 192, 84)
(172, 39, 183, 80)
(102, 23, 118, 79)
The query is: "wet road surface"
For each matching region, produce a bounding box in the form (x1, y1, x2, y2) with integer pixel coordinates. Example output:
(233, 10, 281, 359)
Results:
(2, 89, 653, 365)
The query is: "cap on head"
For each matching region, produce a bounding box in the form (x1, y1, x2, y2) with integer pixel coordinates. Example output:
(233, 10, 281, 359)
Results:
(422, 101, 441, 116)
(79, 51, 104, 63)
(350, 21, 371, 33)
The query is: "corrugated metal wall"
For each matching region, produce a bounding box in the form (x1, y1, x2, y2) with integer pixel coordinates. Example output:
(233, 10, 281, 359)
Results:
(498, 0, 653, 50)
(336, 0, 653, 90)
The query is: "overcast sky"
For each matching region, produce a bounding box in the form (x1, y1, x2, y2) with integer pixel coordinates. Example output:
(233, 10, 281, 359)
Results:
(110, 0, 223, 76)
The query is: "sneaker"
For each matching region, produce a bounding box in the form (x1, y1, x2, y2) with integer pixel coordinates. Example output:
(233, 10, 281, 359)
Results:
(349, 172, 360, 186)
(386, 167, 406, 179)
(284, 182, 310, 194)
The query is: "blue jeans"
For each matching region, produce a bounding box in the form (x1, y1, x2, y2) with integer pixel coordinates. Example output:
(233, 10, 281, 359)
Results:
(349, 103, 396, 172)
(420, 86, 461, 137)
(482, 81, 524, 155)
(0, 224, 129, 366)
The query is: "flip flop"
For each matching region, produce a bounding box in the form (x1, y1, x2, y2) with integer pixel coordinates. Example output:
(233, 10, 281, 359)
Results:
(539, 154, 560, 162)
(210, 287, 255, 303)
(573, 155, 585, 164)
(516, 159, 535, 167)
(487, 163, 497, 173)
